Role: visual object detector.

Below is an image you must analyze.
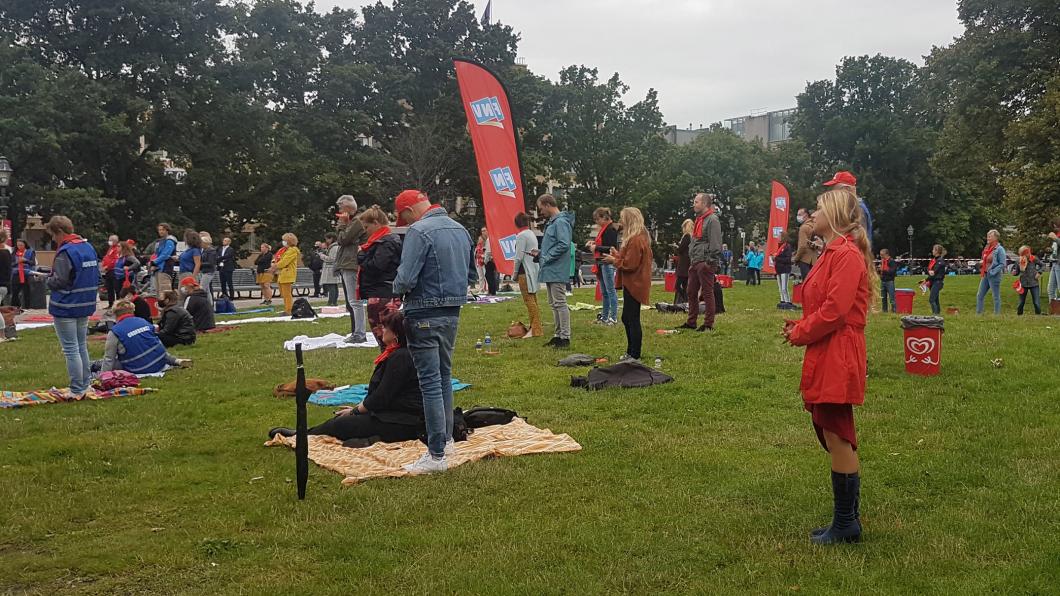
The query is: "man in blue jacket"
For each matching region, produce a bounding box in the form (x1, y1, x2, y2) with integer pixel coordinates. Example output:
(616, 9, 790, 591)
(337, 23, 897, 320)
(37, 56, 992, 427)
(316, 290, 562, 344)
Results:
(533, 194, 574, 348)
(150, 222, 178, 295)
(392, 190, 475, 475)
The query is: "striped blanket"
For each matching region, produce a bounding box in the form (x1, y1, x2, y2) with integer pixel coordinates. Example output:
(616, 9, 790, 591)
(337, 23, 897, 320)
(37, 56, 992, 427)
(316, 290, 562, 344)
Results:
(266, 418, 581, 485)
(0, 387, 158, 409)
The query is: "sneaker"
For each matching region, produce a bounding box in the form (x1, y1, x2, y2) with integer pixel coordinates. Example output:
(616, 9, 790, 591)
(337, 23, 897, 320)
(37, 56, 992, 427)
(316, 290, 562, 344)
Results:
(605, 318, 618, 326)
(404, 452, 448, 475)
(544, 337, 558, 347)
(345, 334, 367, 344)
(552, 338, 571, 349)
(175, 358, 193, 368)
(445, 439, 456, 457)
(618, 353, 638, 363)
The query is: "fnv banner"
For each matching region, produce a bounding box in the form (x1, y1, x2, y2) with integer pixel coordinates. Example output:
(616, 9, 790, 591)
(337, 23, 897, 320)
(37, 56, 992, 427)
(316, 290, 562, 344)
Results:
(763, 180, 791, 274)
(454, 57, 525, 276)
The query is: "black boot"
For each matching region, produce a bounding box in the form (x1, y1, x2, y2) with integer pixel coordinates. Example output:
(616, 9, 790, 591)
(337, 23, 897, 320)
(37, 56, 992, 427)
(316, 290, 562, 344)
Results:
(810, 471, 862, 544)
(268, 427, 296, 438)
(811, 491, 860, 537)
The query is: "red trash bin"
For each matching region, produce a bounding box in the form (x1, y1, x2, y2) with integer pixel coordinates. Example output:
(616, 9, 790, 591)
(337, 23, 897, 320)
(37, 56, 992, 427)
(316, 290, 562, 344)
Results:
(664, 270, 676, 292)
(716, 274, 733, 289)
(895, 288, 915, 314)
(902, 316, 943, 376)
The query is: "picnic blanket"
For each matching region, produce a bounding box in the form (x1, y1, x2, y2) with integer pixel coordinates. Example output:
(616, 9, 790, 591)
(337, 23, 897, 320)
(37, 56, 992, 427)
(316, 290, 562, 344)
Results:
(14, 322, 51, 331)
(216, 307, 273, 317)
(283, 333, 378, 351)
(308, 378, 469, 406)
(22, 314, 101, 323)
(469, 295, 513, 305)
(0, 386, 158, 409)
(265, 417, 581, 485)
(569, 302, 602, 311)
(217, 311, 349, 326)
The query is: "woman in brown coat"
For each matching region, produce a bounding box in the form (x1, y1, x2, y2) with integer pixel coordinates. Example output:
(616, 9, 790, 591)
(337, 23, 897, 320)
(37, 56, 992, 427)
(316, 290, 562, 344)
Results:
(603, 207, 653, 361)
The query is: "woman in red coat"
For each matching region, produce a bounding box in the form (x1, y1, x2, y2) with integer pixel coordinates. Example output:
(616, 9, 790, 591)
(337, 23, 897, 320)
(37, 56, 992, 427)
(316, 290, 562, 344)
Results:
(783, 188, 877, 545)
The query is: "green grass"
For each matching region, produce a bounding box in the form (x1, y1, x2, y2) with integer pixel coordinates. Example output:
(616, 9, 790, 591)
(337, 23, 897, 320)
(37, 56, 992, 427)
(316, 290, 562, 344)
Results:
(1, 276, 1058, 594)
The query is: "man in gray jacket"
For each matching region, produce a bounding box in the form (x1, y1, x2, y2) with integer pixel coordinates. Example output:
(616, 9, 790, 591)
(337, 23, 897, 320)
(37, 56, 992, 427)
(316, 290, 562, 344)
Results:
(335, 195, 368, 343)
(679, 193, 723, 331)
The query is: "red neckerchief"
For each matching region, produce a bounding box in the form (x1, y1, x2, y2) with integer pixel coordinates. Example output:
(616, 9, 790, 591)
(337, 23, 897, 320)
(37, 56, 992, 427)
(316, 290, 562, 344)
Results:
(359, 226, 391, 252)
(272, 246, 287, 262)
(102, 244, 121, 271)
(881, 257, 891, 272)
(58, 234, 85, 249)
(693, 208, 715, 238)
(773, 242, 788, 258)
(980, 241, 997, 276)
(928, 258, 936, 272)
(15, 248, 26, 283)
(592, 222, 611, 273)
(374, 343, 398, 365)
(116, 313, 134, 323)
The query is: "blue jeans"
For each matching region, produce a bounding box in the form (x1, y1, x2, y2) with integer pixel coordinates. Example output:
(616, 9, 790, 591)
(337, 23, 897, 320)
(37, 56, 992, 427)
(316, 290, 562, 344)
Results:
(881, 280, 896, 312)
(977, 274, 1002, 314)
(928, 280, 943, 315)
(1049, 265, 1060, 301)
(406, 312, 459, 457)
(54, 317, 91, 394)
(598, 263, 618, 321)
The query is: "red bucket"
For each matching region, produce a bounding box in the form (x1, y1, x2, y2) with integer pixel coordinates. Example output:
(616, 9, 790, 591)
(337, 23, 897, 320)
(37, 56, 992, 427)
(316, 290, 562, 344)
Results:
(904, 327, 942, 376)
(895, 289, 915, 314)
(664, 270, 676, 292)
(716, 275, 733, 289)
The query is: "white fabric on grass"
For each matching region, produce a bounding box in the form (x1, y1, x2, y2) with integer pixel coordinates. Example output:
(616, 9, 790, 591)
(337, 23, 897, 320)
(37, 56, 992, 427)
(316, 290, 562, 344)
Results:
(283, 333, 378, 351)
(217, 311, 350, 327)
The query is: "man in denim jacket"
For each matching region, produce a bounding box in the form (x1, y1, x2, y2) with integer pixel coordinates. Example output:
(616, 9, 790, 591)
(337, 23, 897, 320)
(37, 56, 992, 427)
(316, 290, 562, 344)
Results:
(393, 190, 476, 475)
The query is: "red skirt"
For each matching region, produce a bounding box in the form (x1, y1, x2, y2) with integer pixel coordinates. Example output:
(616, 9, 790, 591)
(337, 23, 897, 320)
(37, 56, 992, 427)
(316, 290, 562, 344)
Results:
(806, 403, 857, 451)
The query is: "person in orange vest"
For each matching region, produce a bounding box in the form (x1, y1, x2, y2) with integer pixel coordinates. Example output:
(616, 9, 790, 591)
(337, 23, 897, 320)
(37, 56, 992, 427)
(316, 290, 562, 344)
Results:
(783, 189, 877, 545)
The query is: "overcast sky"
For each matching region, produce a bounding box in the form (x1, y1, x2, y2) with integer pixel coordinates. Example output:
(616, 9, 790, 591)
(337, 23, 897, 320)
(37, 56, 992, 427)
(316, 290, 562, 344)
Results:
(320, 1, 965, 127)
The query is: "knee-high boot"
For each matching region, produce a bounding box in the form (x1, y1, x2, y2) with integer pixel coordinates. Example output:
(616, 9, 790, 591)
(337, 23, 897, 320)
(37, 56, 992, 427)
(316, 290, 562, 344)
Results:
(810, 471, 862, 544)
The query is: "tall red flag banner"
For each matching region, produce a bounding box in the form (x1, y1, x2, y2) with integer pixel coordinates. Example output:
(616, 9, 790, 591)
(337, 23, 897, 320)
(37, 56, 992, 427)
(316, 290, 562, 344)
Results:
(763, 180, 791, 274)
(454, 58, 525, 276)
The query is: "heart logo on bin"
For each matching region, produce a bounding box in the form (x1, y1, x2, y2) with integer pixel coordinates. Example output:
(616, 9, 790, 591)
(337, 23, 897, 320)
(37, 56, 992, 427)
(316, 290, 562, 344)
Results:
(906, 337, 936, 356)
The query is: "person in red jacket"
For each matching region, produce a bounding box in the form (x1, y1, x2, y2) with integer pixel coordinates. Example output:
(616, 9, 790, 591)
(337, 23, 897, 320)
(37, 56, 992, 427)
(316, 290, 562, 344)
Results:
(783, 188, 877, 545)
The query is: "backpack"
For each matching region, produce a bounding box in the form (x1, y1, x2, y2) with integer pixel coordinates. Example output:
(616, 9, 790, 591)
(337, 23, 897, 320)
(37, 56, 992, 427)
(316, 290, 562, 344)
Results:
(214, 298, 236, 314)
(94, 370, 141, 391)
(290, 298, 316, 319)
(418, 408, 470, 445)
(464, 407, 520, 428)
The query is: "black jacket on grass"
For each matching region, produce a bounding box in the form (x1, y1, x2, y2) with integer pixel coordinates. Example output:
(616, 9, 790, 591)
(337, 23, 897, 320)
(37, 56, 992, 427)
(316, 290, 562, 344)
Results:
(363, 347, 424, 426)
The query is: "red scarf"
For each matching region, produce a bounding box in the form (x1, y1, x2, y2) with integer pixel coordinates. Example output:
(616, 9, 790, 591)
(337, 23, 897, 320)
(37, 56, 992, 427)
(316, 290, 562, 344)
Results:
(102, 244, 121, 271)
(359, 226, 391, 252)
(15, 248, 27, 284)
(592, 222, 611, 273)
(881, 257, 891, 273)
(928, 258, 936, 272)
(374, 343, 398, 365)
(116, 313, 134, 323)
(58, 234, 85, 248)
(980, 242, 997, 276)
(773, 242, 788, 258)
(272, 246, 287, 262)
(693, 208, 715, 238)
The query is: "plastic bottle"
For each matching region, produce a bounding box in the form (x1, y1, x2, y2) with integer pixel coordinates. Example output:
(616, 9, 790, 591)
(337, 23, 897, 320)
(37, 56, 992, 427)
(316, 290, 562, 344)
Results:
(654, 357, 663, 370)
(484, 334, 492, 353)
(475, 339, 483, 352)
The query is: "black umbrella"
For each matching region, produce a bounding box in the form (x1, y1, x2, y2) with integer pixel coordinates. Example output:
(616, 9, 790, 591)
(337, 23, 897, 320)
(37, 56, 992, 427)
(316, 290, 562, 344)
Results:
(294, 343, 309, 500)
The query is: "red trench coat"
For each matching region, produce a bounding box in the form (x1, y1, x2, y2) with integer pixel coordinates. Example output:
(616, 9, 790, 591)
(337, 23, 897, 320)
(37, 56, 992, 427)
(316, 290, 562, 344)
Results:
(788, 235, 869, 406)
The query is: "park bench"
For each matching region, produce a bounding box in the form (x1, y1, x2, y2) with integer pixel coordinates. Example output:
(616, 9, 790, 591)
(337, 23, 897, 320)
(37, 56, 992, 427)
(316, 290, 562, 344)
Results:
(206, 267, 317, 299)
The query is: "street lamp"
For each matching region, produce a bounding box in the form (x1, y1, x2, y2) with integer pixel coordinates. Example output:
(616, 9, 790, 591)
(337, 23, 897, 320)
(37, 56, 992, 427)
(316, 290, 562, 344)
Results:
(465, 198, 478, 218)
(0, 156, 12, 222)
(728, 215, 736, 255)
(907, 225, 914, 260)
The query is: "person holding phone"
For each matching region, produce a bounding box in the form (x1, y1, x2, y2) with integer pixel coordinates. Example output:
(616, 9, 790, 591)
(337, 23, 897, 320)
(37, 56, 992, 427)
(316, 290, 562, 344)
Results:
(335, 194, 369, 344)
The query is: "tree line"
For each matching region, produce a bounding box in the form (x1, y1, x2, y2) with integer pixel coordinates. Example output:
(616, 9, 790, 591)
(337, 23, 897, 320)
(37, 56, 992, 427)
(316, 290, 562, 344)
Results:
(0, 0, 1055, 259)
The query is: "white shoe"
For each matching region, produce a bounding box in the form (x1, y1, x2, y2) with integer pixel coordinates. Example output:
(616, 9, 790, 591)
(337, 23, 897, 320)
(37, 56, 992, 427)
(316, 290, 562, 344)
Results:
(404, 452, 448, 475)
(445, 439, 456, 457)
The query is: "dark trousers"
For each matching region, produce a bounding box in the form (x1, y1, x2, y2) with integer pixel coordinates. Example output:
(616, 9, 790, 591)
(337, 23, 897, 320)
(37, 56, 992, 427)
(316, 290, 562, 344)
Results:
(9, 280, 29, 307)
(159, 333, 192, 348)
(928, 280, 943, 315)
(1017, 285, 1041, 315)
(745, 268, 761, 285)
(104, 274, 121, 306)
(798, 262, 812, 279)
(685, 262, 716, 328)
(219, 269, 235, 298)
(714, 280, 725, 314)
(309, 412, 421, 447)
(621, 288, 643, 359)
(484, 261, 498, 295)
(312, 270, 322, 296)
(674, 275, 688, 304)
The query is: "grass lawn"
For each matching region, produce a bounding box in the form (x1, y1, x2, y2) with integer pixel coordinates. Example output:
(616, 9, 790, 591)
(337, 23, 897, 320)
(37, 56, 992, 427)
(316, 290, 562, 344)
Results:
(1, 275, 1058, 594)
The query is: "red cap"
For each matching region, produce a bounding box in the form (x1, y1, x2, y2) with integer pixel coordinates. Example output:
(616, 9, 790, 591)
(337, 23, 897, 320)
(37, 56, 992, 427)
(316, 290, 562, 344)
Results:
(823, 171, 857, 187)
(126, 239, 137, 245)
(179, 276, 199, 287)
(395, 190, 428, 218)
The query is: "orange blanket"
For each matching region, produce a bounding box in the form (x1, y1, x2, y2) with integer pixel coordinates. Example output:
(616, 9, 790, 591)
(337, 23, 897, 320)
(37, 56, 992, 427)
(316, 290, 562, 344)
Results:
(266, 418, 581, 485)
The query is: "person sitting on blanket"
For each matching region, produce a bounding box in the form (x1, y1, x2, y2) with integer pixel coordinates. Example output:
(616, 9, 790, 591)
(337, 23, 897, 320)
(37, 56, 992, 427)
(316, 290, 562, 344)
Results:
(156, 290, 196, 347)
(178, 276, 215, 331)
(268, 310, 425, 447)
(119, 286, 154, 322)
(99, 301, 191, 374)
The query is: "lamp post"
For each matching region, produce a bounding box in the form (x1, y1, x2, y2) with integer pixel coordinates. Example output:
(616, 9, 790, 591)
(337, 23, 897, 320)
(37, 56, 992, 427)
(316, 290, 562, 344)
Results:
(0, 156, 12, 224)
(728, 215, 736, 252)
(907, 225, 914, 261)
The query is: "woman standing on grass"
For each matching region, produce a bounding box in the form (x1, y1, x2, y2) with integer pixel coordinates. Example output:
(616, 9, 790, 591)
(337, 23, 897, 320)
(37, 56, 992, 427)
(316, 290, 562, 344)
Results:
(255, 243, 274, 305)
(513, 212, 542, 338)
(357, 206, 402, 347)
(773, 230, 794, 309)
(976, 229, 1006, 315)
(9, 239, 37, 308)
(674, 218, 693, 304)
(603, 207, 653, 362)
(926, 244, 947, 315)
(178, 229, 202, 282)
(269, 233, 301, 316)
(783, 189, 875, 545)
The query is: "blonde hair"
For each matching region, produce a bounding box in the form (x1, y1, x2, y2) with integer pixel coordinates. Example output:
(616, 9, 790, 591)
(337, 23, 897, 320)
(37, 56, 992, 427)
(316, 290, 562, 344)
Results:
(359, 205, 391, 227)
(619, 207, 650, 244)
(282, 232, 298, 246)
(199, 231, 212, 246)
(815, 189, 878, 302)
(932, 244, 947, 258)
(681, 218, 694, 236)
(1019, 245, 1032, 269)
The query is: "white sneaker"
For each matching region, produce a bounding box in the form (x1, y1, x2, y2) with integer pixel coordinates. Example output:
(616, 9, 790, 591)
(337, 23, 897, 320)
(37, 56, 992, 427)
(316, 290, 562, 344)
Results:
(445, 438, 457, 456)
(404, 452, 448, 475)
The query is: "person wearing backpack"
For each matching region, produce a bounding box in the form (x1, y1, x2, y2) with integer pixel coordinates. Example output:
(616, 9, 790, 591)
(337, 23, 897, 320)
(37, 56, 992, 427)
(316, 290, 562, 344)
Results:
(100, 300, 190, 374)
(268, 311, 424, 446)
(156, 290, 196, 347)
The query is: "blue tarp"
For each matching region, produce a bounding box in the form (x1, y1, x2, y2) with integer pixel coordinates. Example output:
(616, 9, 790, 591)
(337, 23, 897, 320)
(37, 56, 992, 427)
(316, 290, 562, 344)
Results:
(308, 378, 471, 406)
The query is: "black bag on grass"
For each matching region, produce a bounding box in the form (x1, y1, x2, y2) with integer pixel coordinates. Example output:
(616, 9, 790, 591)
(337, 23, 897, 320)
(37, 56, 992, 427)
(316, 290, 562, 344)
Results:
(418, 407, 470, 446)
(290, 298, 316, 319)
(464, 407, 520, 428)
